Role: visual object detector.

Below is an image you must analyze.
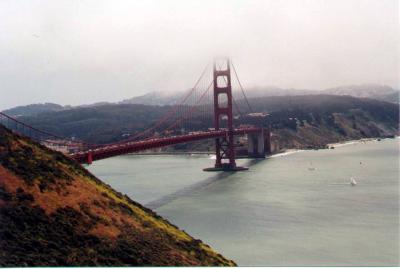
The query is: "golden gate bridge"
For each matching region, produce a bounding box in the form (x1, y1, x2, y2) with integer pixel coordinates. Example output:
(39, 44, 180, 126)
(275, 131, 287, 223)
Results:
(0, 59, 271, 171)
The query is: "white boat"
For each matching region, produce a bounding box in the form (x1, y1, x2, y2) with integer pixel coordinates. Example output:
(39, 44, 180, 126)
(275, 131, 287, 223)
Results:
(308, 162, 315, 171)
(350, 176, 357, 186)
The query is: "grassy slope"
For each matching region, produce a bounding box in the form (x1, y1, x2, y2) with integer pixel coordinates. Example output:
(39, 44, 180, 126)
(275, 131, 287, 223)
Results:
(0, 125, 235, 266)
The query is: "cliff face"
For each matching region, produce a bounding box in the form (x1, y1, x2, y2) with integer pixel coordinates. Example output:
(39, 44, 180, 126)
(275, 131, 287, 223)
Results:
(0, 125, 235, 266)
(271, 109, 399, 150)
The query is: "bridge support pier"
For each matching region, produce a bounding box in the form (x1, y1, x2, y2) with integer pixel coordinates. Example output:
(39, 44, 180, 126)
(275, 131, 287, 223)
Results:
(247, 130, 265, 158)
(246, 127, 271, 158)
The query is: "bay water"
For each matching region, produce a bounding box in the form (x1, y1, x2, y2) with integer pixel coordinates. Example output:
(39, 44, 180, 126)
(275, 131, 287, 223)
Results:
(88, 138, 399, 266)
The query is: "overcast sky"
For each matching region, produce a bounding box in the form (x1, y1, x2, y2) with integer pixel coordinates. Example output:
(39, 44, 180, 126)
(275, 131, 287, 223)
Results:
(0, 0, 398, 110)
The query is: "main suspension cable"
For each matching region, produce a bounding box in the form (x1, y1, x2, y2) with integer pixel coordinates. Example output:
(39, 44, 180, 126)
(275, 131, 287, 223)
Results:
(231, 61, 253, 113)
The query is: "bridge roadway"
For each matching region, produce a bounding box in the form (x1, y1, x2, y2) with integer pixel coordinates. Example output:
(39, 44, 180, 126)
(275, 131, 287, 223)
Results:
(71, 127, 261, 164)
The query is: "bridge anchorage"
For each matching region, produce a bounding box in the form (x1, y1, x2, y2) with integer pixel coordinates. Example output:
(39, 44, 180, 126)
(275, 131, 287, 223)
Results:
(204, 58, 268, 172)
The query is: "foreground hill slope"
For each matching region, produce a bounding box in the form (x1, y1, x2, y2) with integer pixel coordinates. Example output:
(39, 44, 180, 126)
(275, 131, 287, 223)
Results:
(0, 125, 235, 266)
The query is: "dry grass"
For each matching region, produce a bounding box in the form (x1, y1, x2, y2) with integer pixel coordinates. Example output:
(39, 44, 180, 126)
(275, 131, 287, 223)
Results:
(0, 125, 236, 266)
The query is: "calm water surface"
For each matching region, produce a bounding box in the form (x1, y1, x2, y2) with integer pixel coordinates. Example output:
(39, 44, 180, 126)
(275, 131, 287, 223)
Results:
(88, 138, 399, 266)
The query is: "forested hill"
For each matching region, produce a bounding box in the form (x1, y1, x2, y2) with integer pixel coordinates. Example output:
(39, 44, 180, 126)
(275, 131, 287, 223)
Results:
(8, 95, 399, 146)
(245, 94, 398, 118)
(0, 125, 235, 266)
(1, 103, 67, 117)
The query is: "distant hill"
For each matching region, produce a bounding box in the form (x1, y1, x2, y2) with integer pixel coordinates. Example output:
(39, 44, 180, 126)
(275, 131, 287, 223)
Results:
(322, 84, 399, 103)
(9, 95, 398, 149)
(14, 104, 175, 144)
(0, 125, 235, 266)
(235, 86, 314, 99)
(1, 102, 114, 118)
(120, 91, 185, 106)
(119, 87, 314, 106)
(120, 87, 313, 106)
(121, 84, 399, 106)
(2, 103, 67, 117)
(3, 84, 397, 118)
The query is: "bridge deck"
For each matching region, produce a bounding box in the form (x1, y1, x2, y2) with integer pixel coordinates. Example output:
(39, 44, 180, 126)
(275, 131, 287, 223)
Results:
(71, 128, 261, 163)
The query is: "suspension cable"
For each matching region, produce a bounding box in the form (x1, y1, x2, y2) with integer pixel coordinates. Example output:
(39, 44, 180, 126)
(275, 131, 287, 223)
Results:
(109, 63, 211, 144)
(162, 80, 213, 133)
(231, 61, 253, 113)
(0, 112, 65, 140)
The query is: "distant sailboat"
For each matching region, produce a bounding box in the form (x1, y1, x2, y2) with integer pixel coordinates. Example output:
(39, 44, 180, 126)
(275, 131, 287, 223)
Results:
(308, 161, 315, 171)
(329, 176, 358, 186)
(350, 176, 357, 186)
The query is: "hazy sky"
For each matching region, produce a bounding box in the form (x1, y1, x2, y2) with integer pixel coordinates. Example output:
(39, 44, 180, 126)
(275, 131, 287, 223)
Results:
(0, 0, 398, 110)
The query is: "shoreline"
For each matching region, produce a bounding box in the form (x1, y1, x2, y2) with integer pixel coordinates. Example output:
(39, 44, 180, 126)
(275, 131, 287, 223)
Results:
(271, 136, 398, 158)
(326, 137, 376, 148)
(327, 136, 398, 148)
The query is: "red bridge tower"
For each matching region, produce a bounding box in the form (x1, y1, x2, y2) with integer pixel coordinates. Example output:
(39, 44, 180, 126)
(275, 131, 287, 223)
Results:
(204, 58, 248, 171)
